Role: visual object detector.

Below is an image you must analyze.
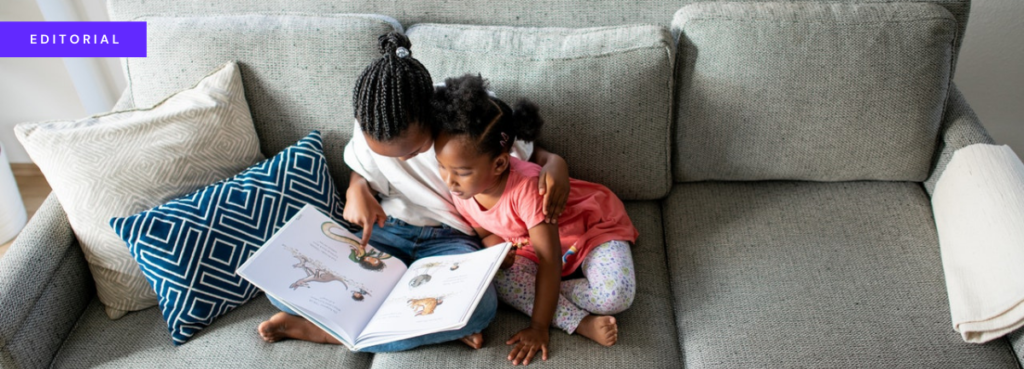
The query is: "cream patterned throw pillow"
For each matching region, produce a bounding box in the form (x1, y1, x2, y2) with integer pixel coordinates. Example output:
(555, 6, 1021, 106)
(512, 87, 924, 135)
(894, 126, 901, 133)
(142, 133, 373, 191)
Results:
(15, 61, 264, 319)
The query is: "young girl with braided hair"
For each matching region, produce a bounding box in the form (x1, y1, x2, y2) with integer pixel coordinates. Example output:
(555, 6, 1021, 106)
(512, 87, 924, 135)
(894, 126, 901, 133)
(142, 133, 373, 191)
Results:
(433, 74, 638, 365)
(258, 32, 573, 353)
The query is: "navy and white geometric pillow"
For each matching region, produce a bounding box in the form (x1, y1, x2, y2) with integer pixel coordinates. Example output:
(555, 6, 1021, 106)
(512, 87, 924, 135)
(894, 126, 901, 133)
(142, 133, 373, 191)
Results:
(110, 131, 347, 345)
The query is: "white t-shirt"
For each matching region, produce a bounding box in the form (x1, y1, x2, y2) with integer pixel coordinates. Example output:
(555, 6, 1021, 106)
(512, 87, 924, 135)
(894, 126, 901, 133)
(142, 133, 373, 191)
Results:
(344, 120, 534, 235)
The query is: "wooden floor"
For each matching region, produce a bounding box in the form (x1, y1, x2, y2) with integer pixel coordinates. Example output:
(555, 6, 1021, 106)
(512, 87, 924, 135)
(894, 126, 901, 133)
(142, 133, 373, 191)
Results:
(0, 164, 51, 261)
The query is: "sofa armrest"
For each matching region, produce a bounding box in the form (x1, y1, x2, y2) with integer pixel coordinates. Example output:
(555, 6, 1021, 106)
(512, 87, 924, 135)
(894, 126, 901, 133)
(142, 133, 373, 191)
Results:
(0, 193, 94, 369)
(923, 83, 995, 195)
(926, 85, 1023, 362)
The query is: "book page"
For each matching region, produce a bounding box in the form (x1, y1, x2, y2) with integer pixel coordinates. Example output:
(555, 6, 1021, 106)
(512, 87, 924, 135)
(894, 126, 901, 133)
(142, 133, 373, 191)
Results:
(356, 243, 510, 345)
(238, 204, 407, 345)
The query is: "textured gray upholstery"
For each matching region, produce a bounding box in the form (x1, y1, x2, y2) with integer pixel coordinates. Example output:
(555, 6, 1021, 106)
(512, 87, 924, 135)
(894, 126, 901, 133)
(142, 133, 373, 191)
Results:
(408, 24, 674, 200)
(124, 14, 400, 191)
(662, 181, 1018, 367)
(0, 194, 92, 369)
(1010, 329, 1024, 364)
(672, 2, 955, 182)
(923, 84, 995, 196)
(105, 0, 972, 66)
(51, 297, 372, 369)
(369, 202, 681, 368)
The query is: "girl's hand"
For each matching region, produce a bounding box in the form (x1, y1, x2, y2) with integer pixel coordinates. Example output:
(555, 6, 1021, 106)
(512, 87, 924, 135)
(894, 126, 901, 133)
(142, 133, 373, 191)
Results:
(537, 156, 569, 224)
(344, 177, 387, 246)
(506, 326, 550, 366)
(500, 246, 517, 270)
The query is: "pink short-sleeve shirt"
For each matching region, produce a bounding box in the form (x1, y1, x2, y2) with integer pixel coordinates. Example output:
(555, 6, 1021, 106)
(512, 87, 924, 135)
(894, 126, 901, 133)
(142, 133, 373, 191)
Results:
(452, 158, 638, 275)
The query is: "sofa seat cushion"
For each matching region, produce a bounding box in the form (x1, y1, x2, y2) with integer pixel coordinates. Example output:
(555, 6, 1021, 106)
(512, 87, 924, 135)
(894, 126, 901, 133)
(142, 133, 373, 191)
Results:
(662, 181, 1017, 368)
(51, 296, 371, 368)
(125, 13, 401, 191)
(672, 3, 956, 182)
(367, 201, 681, 368)
(408, 24, 674, 201)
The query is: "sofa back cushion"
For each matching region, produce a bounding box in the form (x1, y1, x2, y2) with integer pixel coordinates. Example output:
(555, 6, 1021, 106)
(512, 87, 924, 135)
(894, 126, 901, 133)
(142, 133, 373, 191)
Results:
(106, 0, 971, 65)
(408, 24, 675, 200)
(671, 2, 956, 182)
(125, 14, 401, 189)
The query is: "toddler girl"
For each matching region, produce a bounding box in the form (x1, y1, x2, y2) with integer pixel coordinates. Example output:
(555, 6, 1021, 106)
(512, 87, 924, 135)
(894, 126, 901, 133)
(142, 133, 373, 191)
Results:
(432, 74, 638, 365)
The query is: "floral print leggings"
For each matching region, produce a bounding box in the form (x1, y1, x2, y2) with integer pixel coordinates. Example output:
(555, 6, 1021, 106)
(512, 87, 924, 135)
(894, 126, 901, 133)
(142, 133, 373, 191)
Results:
(493, 240, 635, 334)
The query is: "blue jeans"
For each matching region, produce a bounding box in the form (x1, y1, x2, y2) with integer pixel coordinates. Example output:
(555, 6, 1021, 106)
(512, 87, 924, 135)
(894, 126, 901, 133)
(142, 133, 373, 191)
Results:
(268, 217, 497, 352)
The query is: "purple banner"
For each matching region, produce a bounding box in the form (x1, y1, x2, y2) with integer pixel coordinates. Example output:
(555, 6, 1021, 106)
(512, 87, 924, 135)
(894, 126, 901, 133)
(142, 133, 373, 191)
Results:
(0, 22, 146, 57)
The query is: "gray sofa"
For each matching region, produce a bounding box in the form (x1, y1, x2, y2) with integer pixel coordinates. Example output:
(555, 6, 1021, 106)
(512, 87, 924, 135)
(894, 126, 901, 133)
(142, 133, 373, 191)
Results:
(3, 0, 1023, 368)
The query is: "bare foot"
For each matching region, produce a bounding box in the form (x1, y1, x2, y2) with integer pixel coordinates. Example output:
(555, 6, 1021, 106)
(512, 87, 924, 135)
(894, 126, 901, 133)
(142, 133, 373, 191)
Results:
(257, 312, 341, 344)
(459, 332, 484, 349)
(575, 315, 618, 347)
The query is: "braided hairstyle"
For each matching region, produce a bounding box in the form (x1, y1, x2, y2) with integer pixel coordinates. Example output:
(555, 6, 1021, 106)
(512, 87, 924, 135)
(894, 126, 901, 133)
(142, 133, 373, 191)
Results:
(352, 32, 434, 142)
(432, 74, 543, 158)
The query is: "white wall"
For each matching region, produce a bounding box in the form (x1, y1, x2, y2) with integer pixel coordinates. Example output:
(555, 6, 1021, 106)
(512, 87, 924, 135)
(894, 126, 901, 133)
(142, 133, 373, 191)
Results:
(0, 0, 125, 164)
(953, 0, 1024, 158)
(1, 0, 83, 163)
(77, 0, 127, 92)
(1, 1, 1021, 163)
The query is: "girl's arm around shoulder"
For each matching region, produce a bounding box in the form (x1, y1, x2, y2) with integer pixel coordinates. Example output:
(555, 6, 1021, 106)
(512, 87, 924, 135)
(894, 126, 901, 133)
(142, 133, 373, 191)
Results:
(528, 146, 570, 224)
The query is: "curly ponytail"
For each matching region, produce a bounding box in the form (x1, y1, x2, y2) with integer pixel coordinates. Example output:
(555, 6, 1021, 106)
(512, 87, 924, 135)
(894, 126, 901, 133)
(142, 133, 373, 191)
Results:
(510, 99, 543, 142)
(432, 74, 544, 158)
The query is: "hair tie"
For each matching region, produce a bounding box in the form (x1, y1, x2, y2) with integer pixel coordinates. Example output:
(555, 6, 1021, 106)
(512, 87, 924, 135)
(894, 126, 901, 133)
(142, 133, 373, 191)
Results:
(500, 132, 510, 148)
(395, 47, 410, 58)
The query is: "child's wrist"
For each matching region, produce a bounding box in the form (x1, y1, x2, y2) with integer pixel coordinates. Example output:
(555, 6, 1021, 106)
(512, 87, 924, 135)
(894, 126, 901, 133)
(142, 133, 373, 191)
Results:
(529, 320, 550, 331)
(346, 182, 371, 198)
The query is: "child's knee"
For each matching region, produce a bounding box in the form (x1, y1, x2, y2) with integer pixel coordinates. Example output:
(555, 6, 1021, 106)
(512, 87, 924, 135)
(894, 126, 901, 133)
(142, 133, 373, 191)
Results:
(493, 262, 534, 303)
(492, 272, 515, 299)
(589, 278, 635, 315)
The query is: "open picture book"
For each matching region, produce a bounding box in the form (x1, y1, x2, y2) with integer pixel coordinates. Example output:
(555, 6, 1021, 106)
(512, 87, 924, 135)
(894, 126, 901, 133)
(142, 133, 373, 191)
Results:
(238, 204, 511, 351)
